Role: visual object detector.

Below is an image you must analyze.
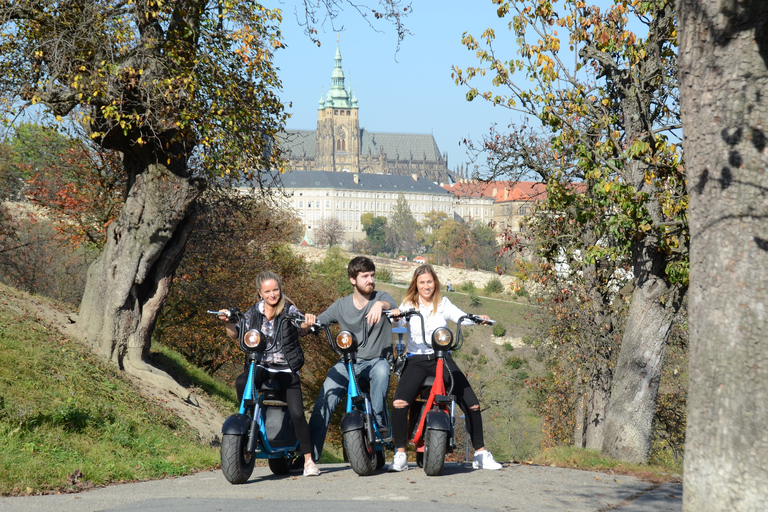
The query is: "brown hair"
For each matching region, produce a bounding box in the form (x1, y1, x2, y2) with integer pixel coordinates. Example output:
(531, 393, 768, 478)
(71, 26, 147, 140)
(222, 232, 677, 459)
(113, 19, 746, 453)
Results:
(347, 255, 376, 280)
(402, 264, 442, 315)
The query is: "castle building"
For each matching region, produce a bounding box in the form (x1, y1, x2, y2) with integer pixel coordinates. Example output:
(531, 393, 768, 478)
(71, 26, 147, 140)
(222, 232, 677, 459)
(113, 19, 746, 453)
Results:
(279, 45, 455, 184)
(275, 170, 454, 245)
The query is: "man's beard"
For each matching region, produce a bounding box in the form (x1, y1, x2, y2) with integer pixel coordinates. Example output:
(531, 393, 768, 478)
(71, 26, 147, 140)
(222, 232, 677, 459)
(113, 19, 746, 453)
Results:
(357, 282, 375, 294)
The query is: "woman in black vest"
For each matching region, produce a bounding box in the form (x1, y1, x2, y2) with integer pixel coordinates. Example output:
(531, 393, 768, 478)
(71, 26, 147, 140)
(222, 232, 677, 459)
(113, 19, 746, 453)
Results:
(218, 271, 320, 476)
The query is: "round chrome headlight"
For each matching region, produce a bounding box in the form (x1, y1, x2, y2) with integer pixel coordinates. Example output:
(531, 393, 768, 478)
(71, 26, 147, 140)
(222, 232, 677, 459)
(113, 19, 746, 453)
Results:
(432, 327, 453, 348)
(335, 330, 356, 351)
(243, 329, 264, 350)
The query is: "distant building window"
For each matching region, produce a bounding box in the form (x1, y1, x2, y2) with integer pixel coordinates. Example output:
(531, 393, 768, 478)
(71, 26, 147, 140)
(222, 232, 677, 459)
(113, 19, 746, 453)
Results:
(308, 201, 312, 208)
(299, 201, 303, 208)
(325, 201, 330, 208)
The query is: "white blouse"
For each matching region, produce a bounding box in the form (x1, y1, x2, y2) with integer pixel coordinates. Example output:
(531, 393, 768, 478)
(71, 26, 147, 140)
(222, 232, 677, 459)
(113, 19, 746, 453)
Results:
(397, 296, 474, 356)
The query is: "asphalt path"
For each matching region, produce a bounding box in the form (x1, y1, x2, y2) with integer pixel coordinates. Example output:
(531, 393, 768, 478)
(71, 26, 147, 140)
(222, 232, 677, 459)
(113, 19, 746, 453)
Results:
(0, 462, 682, 512)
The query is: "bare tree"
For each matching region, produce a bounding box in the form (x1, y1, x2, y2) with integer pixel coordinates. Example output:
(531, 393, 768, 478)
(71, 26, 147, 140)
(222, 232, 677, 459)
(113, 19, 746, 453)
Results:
(314, 217, 345, 248)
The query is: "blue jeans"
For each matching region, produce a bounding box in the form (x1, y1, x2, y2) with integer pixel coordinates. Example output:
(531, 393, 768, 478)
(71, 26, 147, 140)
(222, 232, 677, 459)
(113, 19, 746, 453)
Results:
(308, 357, 391, 462)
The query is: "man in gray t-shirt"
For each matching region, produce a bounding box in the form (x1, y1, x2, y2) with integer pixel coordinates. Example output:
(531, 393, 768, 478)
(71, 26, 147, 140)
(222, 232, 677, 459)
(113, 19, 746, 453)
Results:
(308, 256, 396, 462)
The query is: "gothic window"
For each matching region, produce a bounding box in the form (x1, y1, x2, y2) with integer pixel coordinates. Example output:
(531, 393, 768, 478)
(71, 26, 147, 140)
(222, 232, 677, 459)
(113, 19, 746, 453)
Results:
(336, 128, 347, 152)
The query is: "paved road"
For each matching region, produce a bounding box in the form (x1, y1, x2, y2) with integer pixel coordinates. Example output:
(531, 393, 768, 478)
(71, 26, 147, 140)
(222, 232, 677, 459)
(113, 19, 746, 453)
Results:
(0, 462, 682, 512)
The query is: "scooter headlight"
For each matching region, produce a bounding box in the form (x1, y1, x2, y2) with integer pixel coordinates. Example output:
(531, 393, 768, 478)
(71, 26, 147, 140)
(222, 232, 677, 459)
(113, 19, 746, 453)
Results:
(432, 327, 453, 348)
(243, 329, 265, 350)
(335, 330, 357, 351)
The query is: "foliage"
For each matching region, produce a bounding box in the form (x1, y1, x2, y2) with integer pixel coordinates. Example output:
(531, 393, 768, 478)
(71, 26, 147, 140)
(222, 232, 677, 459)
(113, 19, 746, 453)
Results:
(156, 188, 305, 375)
(376, 267, 393, 284)
(469, 292, 481, 308)
(532, 446, 681, 481)
(459, 281, 476, 293)
(484, 276, 504, 294)
(361, 212, 390, 255)
(9, 123, 125, 248)
(492, 321, 507, 337)
(456, 0, 688, 461)
(314, 217, 345, 248)
(0, 1, 291, 182)
(0, 214, 96, 307)
(0, 296, 219, 495)
(385, 194, 420, 255)
(312, 246, 354, 297)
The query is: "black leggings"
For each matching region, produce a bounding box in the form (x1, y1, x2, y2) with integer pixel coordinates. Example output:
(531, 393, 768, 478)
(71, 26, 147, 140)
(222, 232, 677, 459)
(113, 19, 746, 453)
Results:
(391, 354, 485, 450)
(235, 366, 312, 457)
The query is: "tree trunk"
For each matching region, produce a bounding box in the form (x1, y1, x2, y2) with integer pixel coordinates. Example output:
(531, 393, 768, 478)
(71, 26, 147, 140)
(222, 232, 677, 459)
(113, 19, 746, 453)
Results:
(584, 368, 611, 450)
(678, 2, 768, 510)
(601, 237, 676, 463)
(78, 161, 204, 400)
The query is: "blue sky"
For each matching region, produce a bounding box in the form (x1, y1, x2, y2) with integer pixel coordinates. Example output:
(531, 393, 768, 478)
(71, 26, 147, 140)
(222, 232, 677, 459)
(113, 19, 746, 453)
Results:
(272, 1, 522, 173)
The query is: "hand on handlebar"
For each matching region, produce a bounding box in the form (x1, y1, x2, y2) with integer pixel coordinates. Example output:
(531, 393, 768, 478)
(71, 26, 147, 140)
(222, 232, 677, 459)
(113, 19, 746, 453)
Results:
(301, 313, 317, 329)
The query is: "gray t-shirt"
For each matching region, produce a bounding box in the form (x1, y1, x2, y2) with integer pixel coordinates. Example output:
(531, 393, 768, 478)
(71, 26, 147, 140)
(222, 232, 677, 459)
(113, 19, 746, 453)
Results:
(317, 291, 396, 361)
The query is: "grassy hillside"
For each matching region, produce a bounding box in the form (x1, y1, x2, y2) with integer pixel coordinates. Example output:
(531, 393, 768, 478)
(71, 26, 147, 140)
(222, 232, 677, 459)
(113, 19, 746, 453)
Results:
(0, 284, 220, 496)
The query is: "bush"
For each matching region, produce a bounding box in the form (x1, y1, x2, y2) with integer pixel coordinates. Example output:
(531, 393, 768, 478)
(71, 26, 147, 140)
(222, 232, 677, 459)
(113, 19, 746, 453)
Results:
(515, 286, 529, 297)
(492, 322, 507, 337)
(505, 356, 526, 370)
(376, 267, 393, 283)
(483, 277, 504, 295)
(469, 292, 481, 308)
(459, 281, 476, 293)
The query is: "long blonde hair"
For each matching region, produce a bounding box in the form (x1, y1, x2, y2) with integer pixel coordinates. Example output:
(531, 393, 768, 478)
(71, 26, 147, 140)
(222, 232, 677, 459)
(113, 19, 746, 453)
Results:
(255, 271, 290, 319)
(402, 264, 442, 315)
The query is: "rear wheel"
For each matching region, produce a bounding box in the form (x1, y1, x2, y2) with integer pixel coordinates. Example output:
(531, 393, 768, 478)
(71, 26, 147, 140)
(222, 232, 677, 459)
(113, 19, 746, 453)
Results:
(423, 429, 448, 476)
(221, 433, 255, 484)
(268, 457, 290, 475)
(344, 428, 376, 476)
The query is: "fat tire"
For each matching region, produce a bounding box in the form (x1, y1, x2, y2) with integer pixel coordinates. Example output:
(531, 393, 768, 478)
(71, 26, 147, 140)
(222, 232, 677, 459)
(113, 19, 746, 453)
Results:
(268, 457, 291, 475)
(423, 429, 448, 476)
(221, 433, 255, 484)
(344, 428, 376, 476)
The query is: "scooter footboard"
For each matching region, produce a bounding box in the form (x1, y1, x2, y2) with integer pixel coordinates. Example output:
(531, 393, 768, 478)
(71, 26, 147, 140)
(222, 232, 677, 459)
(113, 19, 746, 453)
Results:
(222, 413, 251, 435)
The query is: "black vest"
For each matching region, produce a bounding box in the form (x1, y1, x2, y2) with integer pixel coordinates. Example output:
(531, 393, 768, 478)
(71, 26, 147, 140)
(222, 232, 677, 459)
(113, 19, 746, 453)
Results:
(244, 304, 305, 373)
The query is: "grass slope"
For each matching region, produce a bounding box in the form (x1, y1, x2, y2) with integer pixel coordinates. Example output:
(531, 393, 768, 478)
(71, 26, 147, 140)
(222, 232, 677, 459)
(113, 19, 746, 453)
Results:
(0, 287, 219, 496)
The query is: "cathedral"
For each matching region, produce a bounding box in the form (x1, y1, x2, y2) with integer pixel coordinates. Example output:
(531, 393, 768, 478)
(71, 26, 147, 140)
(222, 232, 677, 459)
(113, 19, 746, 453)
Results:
(279, 45, 456, 184)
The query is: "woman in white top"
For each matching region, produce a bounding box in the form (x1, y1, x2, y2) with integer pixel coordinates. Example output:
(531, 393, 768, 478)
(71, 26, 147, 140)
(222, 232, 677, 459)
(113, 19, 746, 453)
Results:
(387, 264, 502, 472)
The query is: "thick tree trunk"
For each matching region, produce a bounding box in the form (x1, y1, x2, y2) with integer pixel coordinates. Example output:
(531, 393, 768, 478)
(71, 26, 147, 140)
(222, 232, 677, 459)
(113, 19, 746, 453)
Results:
(601, 237, 676, 463)
(678, 2, 768, 510)
(79, 162, 204, 400)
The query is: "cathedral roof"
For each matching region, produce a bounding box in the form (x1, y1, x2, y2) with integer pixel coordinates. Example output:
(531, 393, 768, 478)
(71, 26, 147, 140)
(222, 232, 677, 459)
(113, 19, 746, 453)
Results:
(277, 170, 451, 195)
(361, 130, 444, 162)
(278, 129, 445, 163)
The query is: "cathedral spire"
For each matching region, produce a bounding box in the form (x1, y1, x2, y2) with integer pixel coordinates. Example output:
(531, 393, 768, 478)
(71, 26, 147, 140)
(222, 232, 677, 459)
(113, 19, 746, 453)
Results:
(321, 38, 357, 110)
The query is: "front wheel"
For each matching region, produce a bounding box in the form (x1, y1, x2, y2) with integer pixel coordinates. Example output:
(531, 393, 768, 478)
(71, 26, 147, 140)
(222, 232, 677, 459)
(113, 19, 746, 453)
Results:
(423, 429, 448, 476)
(344, 428, 376, 476)
(221, 433, 255, 484)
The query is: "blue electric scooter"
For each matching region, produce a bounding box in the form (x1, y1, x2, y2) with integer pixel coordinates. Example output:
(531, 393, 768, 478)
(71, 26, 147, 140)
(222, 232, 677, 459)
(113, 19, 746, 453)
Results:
(321, 321, 394, 476)
(217, 308, 304, 484)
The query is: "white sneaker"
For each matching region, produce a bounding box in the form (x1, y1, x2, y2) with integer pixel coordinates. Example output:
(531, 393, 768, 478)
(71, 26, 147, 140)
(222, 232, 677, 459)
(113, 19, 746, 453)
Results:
(303, 459, 321, 476)
(472, 450, 502, 470)
(387, 451, 409, 472)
